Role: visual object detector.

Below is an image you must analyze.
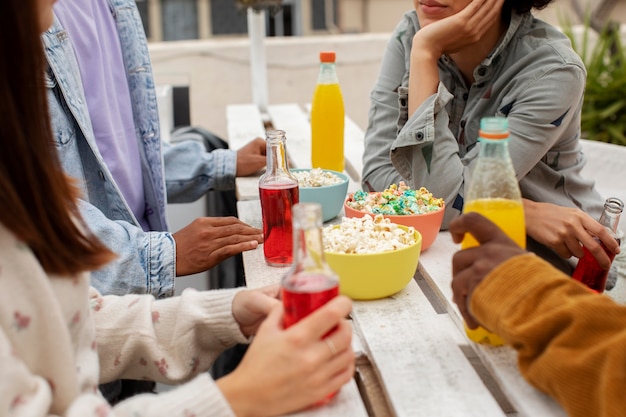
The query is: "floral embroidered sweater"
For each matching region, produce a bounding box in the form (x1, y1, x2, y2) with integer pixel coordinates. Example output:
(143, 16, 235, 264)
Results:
(472, 254, 626, 417)
(0, 224, 247, 416)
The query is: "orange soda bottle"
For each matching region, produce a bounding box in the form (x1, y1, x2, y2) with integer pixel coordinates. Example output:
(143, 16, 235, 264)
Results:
(461, 117, 526, 346)
(311, 51, 344, 172)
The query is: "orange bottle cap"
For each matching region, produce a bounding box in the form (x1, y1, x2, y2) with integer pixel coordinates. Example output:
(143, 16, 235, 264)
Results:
(478, 129, 508, 140)
(320, 51, 336, 63)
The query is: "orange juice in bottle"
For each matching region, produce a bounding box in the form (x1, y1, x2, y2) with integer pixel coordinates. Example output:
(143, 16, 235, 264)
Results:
(311, 51, 344, 172)
(462, 198, 526, 249)
(461, 117, 525, 346)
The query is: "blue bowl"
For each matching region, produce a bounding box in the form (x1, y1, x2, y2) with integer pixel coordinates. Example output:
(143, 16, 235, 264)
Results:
(291, 169, 349, 222)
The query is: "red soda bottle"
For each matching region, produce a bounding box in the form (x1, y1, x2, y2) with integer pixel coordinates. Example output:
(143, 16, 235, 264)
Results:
(572, 197, 623, 292)
(281, 203, 340, 403)
(259, 130, 299, 266)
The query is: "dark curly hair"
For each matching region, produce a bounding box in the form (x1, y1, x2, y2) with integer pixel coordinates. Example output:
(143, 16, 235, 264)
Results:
(506, 0, 554, 14)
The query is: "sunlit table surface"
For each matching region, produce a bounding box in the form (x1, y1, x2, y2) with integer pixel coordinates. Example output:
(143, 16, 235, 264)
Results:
(237, 198, 578, 417)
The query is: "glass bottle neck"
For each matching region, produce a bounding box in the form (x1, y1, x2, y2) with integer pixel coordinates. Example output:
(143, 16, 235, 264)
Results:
(318, 63, 339, 84)
(478, 137, 510, 158)
(599, 198, 623, 236)
(261, 130, 297, 188)
(291, 205, 334, 276)
(294, 220, 324, 271)
(267, 138, 288, 173)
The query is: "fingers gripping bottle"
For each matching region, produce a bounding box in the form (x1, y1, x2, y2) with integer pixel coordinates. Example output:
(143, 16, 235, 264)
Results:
(461, 117, 526, 346)
(281, 203, 340, 402)
(311, 51, 345, 172)
(572, 197, 623, 292)
(259, 130, 299, 266)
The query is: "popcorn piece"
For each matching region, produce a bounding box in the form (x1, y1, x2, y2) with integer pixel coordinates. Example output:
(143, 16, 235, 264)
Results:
(323, 215, 417, 254)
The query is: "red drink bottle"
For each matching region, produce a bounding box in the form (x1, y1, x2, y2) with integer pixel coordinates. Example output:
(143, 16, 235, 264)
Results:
(259, 130, 299, 266)
(281, 203, 340, 403)
(572, 197, 623, 292)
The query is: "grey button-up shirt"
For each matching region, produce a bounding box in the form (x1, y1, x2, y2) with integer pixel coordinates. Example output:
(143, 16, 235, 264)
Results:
(362, 10, 603, 231)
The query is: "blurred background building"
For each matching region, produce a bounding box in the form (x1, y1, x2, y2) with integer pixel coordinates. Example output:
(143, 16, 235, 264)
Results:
(136, 0, 625, 42)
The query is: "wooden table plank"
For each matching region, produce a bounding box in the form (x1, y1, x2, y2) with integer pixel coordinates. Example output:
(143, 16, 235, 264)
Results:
(286, 380, 369, 417)
(418, 233, 568, 416)
(267, 103, 312, 170)
(226, 104, 266, 200)
(226, 103, 266, 150)
(351, 281, 507, 417)
(236, 199, 369, 416)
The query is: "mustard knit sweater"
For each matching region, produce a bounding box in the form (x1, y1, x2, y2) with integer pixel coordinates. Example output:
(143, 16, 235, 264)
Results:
(472, 254, 626, 417)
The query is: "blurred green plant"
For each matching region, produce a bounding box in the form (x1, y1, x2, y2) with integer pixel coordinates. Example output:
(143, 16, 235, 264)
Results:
(561, 16, 626, 145)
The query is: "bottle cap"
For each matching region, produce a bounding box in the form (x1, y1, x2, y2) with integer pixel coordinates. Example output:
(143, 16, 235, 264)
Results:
(320, 51, 336, 63)
(479, 117, 509, 140)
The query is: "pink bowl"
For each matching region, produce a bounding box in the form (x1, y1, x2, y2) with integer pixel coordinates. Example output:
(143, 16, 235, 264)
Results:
(343, 197, 445, 252)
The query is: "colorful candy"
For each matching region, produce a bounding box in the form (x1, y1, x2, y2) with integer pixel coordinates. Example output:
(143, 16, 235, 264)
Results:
(346, 182, 444, 215)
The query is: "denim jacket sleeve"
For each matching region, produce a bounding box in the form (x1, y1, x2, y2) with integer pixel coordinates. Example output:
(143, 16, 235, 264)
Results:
(162, 140, 237, 204)
(79, 200, 175, 299)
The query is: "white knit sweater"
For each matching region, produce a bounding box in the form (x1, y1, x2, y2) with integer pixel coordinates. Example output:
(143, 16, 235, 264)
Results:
(0, 224, 248, 416)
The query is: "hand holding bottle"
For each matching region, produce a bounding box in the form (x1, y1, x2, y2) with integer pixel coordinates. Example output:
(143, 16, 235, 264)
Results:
(524, 200, 620, 268)
(460, 117, 524, 345)
(231, 285, 280, 338)
(572, 197, 623, 292)
(217, 296, 355, 417)
(450, 212, 527, 330)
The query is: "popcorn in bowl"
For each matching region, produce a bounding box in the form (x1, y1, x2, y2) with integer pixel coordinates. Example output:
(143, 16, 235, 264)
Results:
(346, 182, 444, 215)
(291, 168, 349, 222)
(292, 167, 344, 187)
(323, 215, 417, 254)
(322, 214, 422, 300)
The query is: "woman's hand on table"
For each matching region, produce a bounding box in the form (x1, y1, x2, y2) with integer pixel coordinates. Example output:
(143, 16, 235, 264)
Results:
(232, 285, 280, 338)
(449, 213, 526, 329)
(524, 200, 620, 269)
(217, 296, 355, 417)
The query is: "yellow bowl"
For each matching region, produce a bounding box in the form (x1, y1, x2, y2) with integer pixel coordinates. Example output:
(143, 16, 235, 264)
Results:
(325, 226, 422, 300)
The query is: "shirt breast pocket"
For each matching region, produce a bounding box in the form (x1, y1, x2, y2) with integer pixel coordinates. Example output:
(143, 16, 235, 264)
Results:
(45, 69, 75, 147)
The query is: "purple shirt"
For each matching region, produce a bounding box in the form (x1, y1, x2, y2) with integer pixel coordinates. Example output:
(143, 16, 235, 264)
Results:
(55, 0, 150, 231)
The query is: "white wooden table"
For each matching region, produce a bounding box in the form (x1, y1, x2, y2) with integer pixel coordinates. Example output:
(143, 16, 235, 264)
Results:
(226, 103, 624, 417)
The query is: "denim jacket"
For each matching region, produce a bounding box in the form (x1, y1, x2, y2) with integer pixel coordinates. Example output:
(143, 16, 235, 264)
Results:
(41, 0, 237, 298)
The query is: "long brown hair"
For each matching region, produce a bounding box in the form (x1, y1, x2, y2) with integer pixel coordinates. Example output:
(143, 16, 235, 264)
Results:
(0, 0, 115, 275)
